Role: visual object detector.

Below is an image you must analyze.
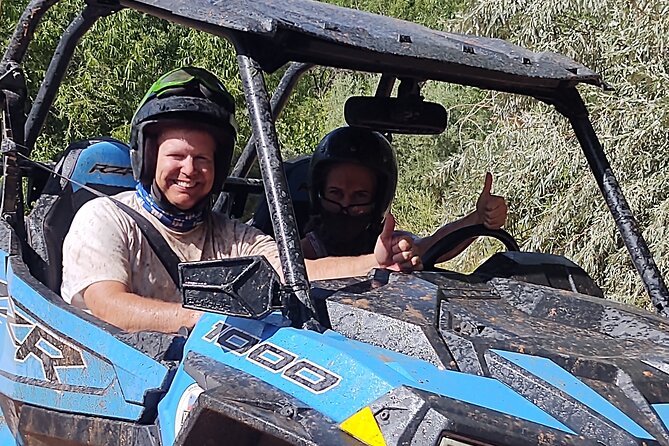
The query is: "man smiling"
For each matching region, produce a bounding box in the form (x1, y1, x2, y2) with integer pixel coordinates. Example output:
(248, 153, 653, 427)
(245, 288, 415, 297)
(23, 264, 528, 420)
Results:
(155, 127, 215, 210)
(61, 68, 420, 333)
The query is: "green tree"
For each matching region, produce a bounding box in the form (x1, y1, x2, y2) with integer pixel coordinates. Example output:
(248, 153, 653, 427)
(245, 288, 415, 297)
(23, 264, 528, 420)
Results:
(1, 0, 470, 228)
(0, 1, 336, 159)
(431, 0, 669, 308)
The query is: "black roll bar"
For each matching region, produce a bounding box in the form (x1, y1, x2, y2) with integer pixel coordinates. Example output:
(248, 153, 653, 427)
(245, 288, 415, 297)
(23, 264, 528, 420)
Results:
(213, 62, 312, 214)
(231, 62, 313, 178)
(25, 3, 120, 151)
(374, 74, 396, 97)
(234, 46, 321, 330)
(2, 0, 60, 67)
(552, 88, 669, 316)
(0, 0, 61, 236)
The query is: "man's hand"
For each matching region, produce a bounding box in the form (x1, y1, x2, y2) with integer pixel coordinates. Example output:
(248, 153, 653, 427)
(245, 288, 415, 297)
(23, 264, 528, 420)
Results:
(374, 213, 422, 272)
(475, 172, 508, 229)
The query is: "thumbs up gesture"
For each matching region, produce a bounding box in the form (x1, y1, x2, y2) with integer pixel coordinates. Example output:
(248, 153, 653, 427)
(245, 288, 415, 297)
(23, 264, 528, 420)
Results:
(374, 213, 422, 272)
(475, 172, 508, 229)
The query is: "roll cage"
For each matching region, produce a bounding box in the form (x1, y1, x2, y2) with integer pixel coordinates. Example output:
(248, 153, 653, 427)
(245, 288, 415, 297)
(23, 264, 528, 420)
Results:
(1, 0, 668, 324)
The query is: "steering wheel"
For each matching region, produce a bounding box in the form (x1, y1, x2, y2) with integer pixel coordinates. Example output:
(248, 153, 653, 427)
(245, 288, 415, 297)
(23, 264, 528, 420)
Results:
(421, 224, 520, 270)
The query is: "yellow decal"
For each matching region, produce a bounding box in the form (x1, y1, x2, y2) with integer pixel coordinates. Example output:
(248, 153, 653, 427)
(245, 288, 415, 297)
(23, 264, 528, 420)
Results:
(340, 406, 387, 446)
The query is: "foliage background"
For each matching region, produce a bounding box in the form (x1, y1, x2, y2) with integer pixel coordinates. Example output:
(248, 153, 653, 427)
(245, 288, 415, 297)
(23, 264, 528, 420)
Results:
(1, 0, 667, 309)
(438, 0, 669, 311)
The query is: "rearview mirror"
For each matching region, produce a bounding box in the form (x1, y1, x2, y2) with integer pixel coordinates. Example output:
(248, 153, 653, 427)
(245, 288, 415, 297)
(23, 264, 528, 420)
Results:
(344, 96, 447, 134)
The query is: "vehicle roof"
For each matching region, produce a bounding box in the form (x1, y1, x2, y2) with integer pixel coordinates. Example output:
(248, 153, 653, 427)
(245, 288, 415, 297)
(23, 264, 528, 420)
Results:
(123, 0, 604, 97)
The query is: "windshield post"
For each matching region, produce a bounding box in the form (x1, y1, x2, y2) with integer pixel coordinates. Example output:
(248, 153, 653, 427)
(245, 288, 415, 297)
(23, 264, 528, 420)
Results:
(555, 88, 669, 316)
(235, 50, 322, 330)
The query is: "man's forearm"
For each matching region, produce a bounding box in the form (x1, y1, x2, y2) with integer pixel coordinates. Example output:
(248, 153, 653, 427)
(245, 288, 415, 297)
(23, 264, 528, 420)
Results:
(104, 294, 197, 332)
(84, 281, 200, 333)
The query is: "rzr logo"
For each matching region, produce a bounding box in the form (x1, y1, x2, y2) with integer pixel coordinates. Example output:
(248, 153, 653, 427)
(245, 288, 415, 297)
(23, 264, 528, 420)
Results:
(89, 163, 133, 175)
(6, 298, 86, 383)
(203, 322, 341, 394)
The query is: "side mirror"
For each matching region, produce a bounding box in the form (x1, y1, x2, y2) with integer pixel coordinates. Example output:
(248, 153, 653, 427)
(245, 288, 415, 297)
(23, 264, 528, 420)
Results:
(179, 256, 282, 319)
(344, 96, 447, 135)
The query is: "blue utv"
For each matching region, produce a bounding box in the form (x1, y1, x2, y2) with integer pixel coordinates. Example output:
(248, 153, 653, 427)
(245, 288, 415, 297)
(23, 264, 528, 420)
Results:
(2, 1, 669, 445)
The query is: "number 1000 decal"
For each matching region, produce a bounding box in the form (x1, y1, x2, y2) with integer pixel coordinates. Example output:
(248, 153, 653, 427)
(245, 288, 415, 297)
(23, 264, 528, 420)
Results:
(204, 322, 341, 394)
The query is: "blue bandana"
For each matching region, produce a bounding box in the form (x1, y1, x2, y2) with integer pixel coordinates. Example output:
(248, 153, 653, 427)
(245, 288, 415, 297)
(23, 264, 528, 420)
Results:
(135, 183, 205, 232)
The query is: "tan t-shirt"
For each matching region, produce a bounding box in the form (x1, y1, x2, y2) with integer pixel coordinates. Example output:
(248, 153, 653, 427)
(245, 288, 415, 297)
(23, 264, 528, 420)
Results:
(61, 191, 281, 309)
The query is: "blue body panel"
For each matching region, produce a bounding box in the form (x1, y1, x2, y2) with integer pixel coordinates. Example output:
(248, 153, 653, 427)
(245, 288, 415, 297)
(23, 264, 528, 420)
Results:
(1, 228, 663, 446)
(0, 405, 17, 446)
(0, 251, 169, 421)
(158, 313, 574, 444)
(653, 404, 669, 431)
(0, 292, 7, 337)
(158, 363, 199, 445)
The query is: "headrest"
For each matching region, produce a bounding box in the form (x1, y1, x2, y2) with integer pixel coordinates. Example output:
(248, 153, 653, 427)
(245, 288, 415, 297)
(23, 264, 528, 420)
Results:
(64, 139, 136, 192)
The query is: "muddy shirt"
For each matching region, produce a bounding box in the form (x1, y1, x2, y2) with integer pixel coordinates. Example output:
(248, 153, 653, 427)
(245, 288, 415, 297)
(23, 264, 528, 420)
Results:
(61, 191, 281, 309)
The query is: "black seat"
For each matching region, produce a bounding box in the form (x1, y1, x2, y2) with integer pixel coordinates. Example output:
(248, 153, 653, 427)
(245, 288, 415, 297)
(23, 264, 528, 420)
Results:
(26, 137, 137, 293)
(250, 154, 312, 238)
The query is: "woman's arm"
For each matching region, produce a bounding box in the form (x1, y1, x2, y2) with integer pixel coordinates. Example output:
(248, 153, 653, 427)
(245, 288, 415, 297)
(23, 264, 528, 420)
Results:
(414, 172, 508, 264)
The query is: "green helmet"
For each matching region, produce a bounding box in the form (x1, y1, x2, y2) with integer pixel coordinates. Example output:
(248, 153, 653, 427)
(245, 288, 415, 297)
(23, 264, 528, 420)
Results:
(129, 67, 237, 194)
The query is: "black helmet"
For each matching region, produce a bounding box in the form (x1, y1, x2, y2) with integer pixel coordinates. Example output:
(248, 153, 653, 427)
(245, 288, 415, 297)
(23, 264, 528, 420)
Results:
(309, 127, 398, 219)
(129, 67, 237, 194)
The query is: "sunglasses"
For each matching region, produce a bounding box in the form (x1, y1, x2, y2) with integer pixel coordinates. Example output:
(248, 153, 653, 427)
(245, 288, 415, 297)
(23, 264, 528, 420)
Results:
(318, 192, 374, 216)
